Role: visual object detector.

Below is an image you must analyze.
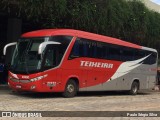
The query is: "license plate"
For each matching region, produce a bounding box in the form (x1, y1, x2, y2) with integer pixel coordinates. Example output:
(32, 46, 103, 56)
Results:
(16, 85, 21, 89)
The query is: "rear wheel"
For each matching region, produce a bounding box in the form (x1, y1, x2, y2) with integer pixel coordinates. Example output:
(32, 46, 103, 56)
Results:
(129, 81, 139, 95)
(62, 80, 78, 98)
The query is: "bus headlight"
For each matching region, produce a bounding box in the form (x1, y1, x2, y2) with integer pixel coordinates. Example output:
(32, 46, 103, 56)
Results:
(29, 74, 48, 82)
(30, 76, 44, 82)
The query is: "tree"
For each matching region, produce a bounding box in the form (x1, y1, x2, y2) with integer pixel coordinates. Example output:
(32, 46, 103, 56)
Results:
(1, 0, 160, 63)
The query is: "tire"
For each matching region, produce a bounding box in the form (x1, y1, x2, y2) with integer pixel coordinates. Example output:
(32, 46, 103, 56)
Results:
(129, 81, 139, 95)
(62, 80, 78, 98)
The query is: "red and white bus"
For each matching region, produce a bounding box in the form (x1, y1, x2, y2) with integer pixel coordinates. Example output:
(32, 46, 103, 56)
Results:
(3, 29, 158, 97)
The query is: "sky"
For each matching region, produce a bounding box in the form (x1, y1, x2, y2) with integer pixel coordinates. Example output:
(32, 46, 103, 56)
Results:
(151, 0, 160, 5)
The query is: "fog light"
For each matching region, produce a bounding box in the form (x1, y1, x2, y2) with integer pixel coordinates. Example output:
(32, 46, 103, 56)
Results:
(31, 85, 36, 90)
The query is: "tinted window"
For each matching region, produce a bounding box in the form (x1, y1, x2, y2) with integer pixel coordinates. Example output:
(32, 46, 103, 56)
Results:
(143, 51, 157, 64)
(70, 38, 105, 59)
(134, 50, 146, 60)
(42, 35, 73, 70)
(107, 45, 121, 61)
(69, 37, 157, 64)
(121, 47, 134, 61)
(50, 36, 72, 56)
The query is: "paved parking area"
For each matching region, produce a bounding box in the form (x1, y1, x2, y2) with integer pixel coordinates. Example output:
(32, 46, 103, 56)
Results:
(0, 86, 160, 119)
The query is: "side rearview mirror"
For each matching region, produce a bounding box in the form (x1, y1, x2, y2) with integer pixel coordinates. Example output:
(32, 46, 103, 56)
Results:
(3, 42, 17, 55)
(38, 41, 61, 54)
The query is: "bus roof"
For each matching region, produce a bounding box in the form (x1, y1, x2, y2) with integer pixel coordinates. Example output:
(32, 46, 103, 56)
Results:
(21, 29, 157, 52)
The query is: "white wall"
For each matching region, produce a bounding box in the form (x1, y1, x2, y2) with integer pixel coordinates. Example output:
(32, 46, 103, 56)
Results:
(142, 0, 160, 13)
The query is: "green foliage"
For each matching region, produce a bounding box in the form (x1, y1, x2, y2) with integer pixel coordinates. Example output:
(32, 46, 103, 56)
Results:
(0, 0, 160, 57)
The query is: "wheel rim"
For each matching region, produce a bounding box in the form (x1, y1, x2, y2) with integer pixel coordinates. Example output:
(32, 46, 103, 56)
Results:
(67, 84, 74, 93)
(133, 84, 138, 93)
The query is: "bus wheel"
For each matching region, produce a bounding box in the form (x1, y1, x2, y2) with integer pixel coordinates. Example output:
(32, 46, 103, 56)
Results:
(129, 81, 139, 95)
(62, 80, 77, 98)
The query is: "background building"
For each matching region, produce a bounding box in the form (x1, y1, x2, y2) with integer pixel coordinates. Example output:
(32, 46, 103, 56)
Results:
(142, 0, 160, 13)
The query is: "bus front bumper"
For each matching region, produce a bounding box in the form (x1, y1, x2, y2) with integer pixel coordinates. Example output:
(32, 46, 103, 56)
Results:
(8, 79, 43, 92)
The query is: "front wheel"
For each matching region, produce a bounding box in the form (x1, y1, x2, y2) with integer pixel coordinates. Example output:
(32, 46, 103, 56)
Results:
(62, 80, 78, 98)
(129, 81, 139, 95)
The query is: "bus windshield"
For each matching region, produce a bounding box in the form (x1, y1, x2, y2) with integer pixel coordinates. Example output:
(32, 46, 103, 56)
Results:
(10, 37, 48, 74)
(10, 36, 72, 74)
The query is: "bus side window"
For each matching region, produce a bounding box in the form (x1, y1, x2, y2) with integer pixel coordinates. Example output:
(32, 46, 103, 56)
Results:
(69, 38, 88, 58)
(44, 49, 54, 67)
(82, 40, 88, 57)
(92, 43, 97, 58)
(144, 52, 157, 65)
(107, 45, 121, 61)
(43, 45, 60, 70)
(149, 52, 157, 64)
(87, 41, 95, 58)
(103, 44, 108, 59)
(72, 40, 80, 57)
(121, 47, 134, 61)
(96, 42, 104, 59)
(134, 50, 145, 60)
(150, 52, 157, 64)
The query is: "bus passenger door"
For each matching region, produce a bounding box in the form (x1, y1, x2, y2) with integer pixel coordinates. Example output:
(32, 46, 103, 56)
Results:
(41, 44, 60, 91)
(62, 57, 88, 91)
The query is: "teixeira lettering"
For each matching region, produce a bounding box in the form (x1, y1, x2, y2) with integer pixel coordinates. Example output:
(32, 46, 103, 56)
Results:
(80, 61, 113, 68)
